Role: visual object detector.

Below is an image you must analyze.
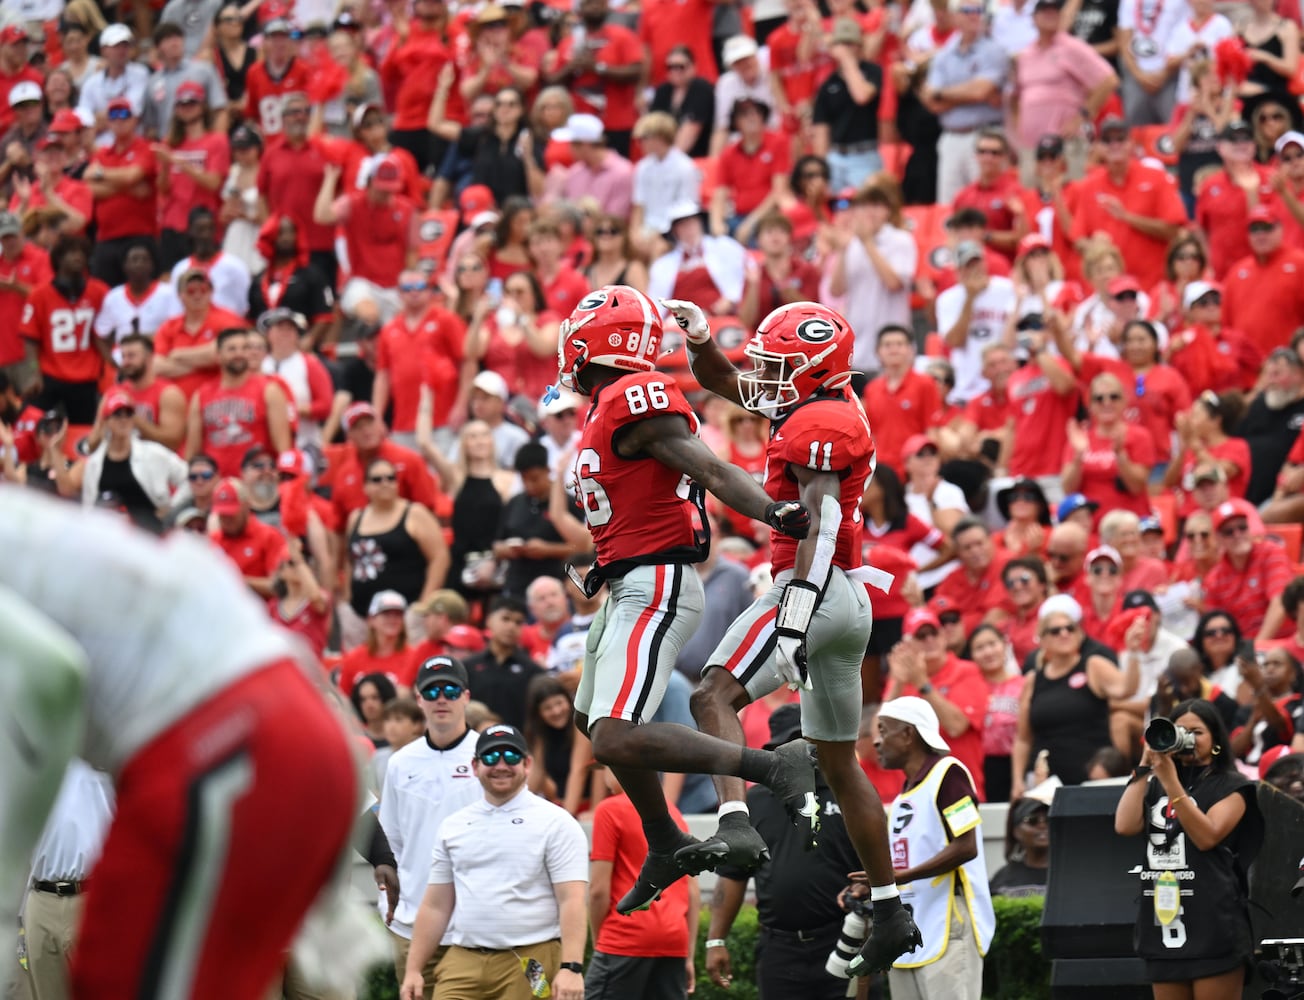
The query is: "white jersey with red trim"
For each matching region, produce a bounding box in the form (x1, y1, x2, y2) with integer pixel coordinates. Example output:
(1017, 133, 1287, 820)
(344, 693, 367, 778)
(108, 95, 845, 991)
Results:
(0, 489, 300, 774)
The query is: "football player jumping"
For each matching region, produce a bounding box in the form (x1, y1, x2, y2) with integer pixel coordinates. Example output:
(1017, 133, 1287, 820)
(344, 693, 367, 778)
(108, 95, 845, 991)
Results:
(668, 297, 924, 975)
(557, 285, 820, 913)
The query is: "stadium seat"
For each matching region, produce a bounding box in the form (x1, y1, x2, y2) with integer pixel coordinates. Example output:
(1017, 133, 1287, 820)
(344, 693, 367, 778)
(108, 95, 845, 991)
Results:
(1150, 493, 1178, 548)
(1266, 522, 1302, 564)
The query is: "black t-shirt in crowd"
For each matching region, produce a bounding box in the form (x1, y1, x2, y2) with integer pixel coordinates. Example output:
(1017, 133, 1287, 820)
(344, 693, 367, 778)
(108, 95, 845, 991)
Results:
(1236, 393, 1304, 504)
(1069, 0, 1119, 62)
(248, 264, 334, 327)
(98, 454, 161, 532)
(495, 491, 575, 597)
(650, 77, 716, 159)
(989, 859, 1048, 898)
(812, 61, 883, 146)
(717, 777, 861, 933)
(463, 648, 543, 730)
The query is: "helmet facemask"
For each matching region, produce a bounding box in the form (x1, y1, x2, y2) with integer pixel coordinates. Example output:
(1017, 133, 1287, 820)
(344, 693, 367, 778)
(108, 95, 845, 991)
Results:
(739, 339, 843, 418)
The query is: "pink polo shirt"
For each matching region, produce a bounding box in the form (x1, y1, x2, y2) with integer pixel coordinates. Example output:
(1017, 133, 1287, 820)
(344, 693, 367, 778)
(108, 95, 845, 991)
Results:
(1013, 32, 1115, 150)
(544, 150, 634, 219)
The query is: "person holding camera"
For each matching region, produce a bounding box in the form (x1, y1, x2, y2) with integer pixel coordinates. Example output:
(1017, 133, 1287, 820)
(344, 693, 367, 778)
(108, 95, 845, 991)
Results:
(1114, 698, 1265, 1000)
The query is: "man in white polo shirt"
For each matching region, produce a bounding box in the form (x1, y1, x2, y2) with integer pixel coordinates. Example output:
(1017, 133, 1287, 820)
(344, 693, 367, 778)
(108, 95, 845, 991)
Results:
(378, 656, 481, 1000)
(401, 724, 589, 1000)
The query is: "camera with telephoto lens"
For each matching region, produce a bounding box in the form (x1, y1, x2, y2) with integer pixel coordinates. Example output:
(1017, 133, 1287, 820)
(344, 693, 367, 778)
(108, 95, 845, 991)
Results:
(1259, 939, 1304, 1000)
(1145, 717, 1196, 754)
(826, 912, 868, 979)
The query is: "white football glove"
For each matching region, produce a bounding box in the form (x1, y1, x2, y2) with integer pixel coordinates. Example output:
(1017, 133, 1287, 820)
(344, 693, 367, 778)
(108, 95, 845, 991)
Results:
(660, 298, 712, 345)
(775, 633, 813, 692)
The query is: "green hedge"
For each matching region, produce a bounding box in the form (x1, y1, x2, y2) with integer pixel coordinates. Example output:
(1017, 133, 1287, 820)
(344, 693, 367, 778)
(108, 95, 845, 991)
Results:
(360, 896, 1048, 1000)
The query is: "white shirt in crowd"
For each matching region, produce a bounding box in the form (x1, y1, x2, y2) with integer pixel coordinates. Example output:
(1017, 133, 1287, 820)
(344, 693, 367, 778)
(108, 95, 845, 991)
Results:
(935, 275, 1017, 402)
(377, 730, 481, 940)
(633, 149, 702, 236)
(28, 760, 115, 884)
(77, 63, 151, 146)
(1163, 12, 1235, 104)
(430, 786, 588, 950)
(1119, 0, 1192, 74)
(842, 225, 918, 375)
(170, 253, 252, 317)
(95, 281, 183, 361)
(906, 480, 970, 591)
(991, 0, 1037, 57)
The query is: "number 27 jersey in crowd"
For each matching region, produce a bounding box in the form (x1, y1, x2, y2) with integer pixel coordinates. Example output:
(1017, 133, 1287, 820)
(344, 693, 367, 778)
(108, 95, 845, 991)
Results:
(573, 372, 704, 568)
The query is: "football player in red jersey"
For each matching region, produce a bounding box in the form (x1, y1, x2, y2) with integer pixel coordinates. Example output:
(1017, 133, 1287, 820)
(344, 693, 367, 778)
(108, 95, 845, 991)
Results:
(671, 297, 924, 975)
(558, 285, 819, 914)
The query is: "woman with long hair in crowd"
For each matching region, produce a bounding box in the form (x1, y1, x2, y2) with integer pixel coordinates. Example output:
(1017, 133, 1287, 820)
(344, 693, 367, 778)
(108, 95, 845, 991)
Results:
(1148, 236, 1208, 331)
(784, 154, 833, 252)
(269, 538, 332, 658)
(446, 251, 493, 324)
(157, 84, 228, 270)
(466, 269, 560, 401)
(648, 45, 715, 159)
(220, 125, 265, 272)
(523, 675, 596, 816)
(993, 478, 1051, 558)
(336, 589, 416, 694)
(1165, 390, 1251, 501)
(1117, 319, 1191, 472)
(210, 3, 256, 108)
(56, 13, 103, 87)
(583, 213, 648, 292)
(43, 67, 78, 117)
(478, 195, 534, 282)
(1012, 598, 1140, 797)
(1192, 610, 1251, 702)
(1115, 698, 1264, 1000)
(972, 623, 1024, 803)
(343, 457, 449, 639)
(417, 416, 517, 607)
(1063, 372, 1154, 518)
(1001, 556, 1050, 666)
(1009, 234, 1064, 322)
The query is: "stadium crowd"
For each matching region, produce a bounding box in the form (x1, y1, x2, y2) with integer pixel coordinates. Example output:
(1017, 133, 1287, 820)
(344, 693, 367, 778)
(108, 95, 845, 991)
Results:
(5, 0, 1304, 993)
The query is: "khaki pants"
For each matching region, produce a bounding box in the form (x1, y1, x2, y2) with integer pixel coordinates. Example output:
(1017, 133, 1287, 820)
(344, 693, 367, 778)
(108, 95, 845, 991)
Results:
(392, 930, 443, 1000)
(434, 940, 561, 1000)
(888, 903, 983, 1000)
(21, 890, 81, 1000)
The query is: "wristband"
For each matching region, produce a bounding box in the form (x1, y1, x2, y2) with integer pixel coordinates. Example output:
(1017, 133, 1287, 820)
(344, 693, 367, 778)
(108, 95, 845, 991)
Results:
(776, 579, 820, 636)
(705, 939, 727, 949)
(559, 962, 584, 974)
(919, 683, 934, 696)
(1130, 765, 1152, 783)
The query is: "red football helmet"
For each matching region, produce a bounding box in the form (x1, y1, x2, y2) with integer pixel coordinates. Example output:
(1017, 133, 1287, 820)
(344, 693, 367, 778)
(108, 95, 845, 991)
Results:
(739, 302, 855, 416)
(557, 285, 663, 393)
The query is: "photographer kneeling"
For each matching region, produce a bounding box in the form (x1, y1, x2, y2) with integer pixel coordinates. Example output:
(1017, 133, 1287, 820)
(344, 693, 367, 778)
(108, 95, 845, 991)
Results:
(1114, 699, 1265, 1000)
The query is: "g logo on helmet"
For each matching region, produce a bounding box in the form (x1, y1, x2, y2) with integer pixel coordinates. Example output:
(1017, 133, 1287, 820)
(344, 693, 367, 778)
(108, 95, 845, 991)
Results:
(577, 289, 609, 312)
(796, 317, 838, 344)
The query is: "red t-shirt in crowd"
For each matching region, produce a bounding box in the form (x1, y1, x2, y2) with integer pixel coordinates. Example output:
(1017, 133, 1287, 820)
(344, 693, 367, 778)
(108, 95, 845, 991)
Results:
(324, 439, 441, 527)
(1065, 424, 1156, 518)
(210, 516, 288, 580)
(1221, 246, 1304, 357)
(375, 305, 466, 432)
(540, 265, 591, 319)
(1007, 358, 1079, 478)
(243, 57, 316, 136)
(381, 25, 463, 131)
(154, 305, 247, 400)
(897, 654, 988, 801)
(862, 369, 943, 473)
(270, 598, 332, 658)
(717, 131, 791, 217)
(1069, 162, 1187, 288)
(952, 172, 1028, 259)
(590, 793, 691, 956)
(91, 136, 158, 240)
(1194, 167, 1275, 278)
(1203, 542, 1294, 638)
(193, 373, 277, 477)
(1176, 435, 1252, 510)
(961, 385, 1013, 434)
(160, 131, 231, 232)
(10, 177, 93, 232)
(20, 278, 110, 382)
(554, 25, 644, 132)
(768, 19, 834, 108)
(0, 243, 51, 366)
(337, 190, 418, 287)
(934, 556, 1010, 635)
(336, 644, 420, 696)
(640, 0, 717, 86)
(258, 137, 334, 253)
(1127, 364, 1191, 464)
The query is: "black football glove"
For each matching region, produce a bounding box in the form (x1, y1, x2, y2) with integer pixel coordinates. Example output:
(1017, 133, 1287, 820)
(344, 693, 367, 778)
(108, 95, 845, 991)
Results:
(765, 501, 812, 539)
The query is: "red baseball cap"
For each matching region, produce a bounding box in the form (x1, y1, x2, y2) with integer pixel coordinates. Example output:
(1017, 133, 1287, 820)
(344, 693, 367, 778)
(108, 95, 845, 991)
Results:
(1016, 233, 1051, 258)
(175, 80, 206, 104)
(211, 478, 244, 515)
(1107, 275, 1142, 297)
(343, 401, 378, 431)
(0, 25, 29, 46)
(35, 134, 62, 152)
(904, 608, 942, 636)
(902, 434, 937, 460)
(459, 184, 495, 217)
(1211, 498, 1257, 533)
(276, 449, 307, 476)
(101, 388, 135, 415)
(444, 624, 486, 652)
(48, 109, 83, 134)
(106, 95, 135, 115)
(371, 156, 403, 193)
(1248, 203, 1280, 227)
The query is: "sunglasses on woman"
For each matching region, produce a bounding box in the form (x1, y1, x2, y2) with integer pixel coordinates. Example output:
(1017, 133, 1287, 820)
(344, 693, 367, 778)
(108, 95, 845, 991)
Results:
(368, 473, 398, 484)
(1043, 623, 1077, 638)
